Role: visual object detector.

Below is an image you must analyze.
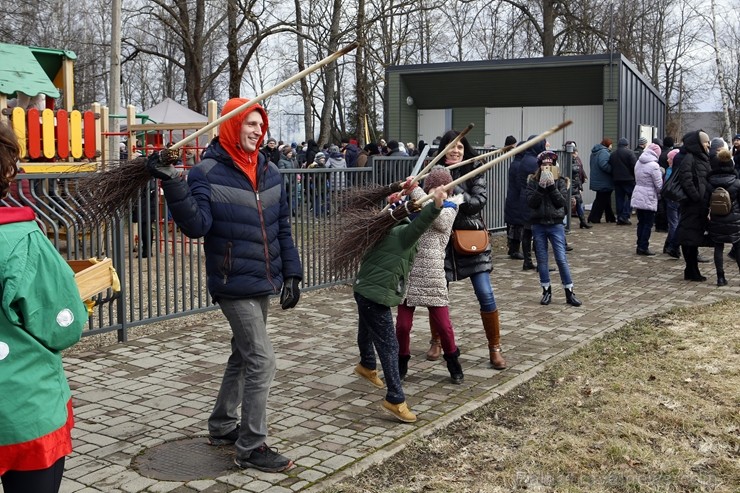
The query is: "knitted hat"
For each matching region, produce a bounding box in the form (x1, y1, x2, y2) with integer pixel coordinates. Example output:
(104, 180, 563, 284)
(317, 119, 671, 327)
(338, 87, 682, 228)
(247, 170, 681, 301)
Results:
(617, 138, 629, 147)
(667, 148, 680, 164)
(638, 136, 648, 146)
(314, 152, 326, 162)
(709, 137, 727, 155)
(699, 131, 710, 146)
(328, 144, 340, 154)
(266, 137, 277, 144)
(422, 166, 453, 193)
(504, 135, 517, 146)
(645, 142, 662, 158)
(537, 150, 558, 165)
(364, 143, 380, 155)
(663, 136, 675, 148)
(652, 138, 663, 147)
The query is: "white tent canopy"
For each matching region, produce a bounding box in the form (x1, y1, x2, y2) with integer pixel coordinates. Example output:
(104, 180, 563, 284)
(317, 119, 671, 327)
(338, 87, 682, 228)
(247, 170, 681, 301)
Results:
(123, 98, 210, 149)
(139, 97, 208, 125)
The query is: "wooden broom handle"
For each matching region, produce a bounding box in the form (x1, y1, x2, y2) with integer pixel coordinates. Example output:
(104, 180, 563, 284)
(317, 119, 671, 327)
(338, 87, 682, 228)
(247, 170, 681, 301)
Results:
(415, 144, 513, 182)
(413, 120, 573, 205)
(168, 42, 359, 151)
(381, 123, 475, 212)
(408, 123, 474, 187)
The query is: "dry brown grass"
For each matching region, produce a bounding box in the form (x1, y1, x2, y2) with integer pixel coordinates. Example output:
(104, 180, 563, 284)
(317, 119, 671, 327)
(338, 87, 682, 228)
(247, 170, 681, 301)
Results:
(321, 300, 740, 493)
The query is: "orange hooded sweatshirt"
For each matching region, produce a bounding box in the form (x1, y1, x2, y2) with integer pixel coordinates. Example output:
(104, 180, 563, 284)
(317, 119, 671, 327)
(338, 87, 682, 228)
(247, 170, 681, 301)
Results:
(217, 98, 269, 188)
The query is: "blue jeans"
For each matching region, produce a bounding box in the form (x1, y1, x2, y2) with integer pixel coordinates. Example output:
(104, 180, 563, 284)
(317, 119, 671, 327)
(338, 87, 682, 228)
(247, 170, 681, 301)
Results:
(354, 292, 405, 404)
(469, 270, 497, 312)
(665, 199, 680, 251)
(209, 296, 275, 459)
(532, 223, 573, 287)
(614, 182, 634, 221)
(635, 209, 656, 251)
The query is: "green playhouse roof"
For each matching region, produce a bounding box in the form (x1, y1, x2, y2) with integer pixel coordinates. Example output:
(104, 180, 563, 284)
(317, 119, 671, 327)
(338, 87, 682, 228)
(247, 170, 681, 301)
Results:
(0, 43, 77, 99)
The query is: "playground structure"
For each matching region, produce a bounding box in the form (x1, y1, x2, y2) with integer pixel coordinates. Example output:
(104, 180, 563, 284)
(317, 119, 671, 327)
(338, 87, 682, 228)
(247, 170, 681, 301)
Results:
(0, 41, 218, 173)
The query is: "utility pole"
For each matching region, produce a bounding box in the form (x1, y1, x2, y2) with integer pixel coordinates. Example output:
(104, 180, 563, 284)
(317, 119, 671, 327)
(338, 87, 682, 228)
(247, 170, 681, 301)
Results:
(109, 0, 122, 165)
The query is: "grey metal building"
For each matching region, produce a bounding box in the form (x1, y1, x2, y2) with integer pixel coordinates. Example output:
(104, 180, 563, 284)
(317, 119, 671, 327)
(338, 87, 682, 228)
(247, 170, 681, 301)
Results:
(385, 53, 665, 154)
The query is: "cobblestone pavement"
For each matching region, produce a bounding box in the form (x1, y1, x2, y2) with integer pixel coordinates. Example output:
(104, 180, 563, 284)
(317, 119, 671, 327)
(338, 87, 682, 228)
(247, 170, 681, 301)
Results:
(10, 223, 739, 493)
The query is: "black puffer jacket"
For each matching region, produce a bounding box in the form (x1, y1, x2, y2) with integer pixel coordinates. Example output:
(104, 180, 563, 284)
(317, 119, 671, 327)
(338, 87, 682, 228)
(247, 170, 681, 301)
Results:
(525, 172, 570, 225)
(444, 161, 491, 281)
(609, 142, 636, 183)
(675, 130, 712, 247)
(707, 150, 740, 244)
(516, 138, 548, 224)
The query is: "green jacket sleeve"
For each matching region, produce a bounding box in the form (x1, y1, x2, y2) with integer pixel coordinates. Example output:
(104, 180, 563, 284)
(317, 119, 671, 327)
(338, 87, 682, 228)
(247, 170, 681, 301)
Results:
(397, 202, 442, 245)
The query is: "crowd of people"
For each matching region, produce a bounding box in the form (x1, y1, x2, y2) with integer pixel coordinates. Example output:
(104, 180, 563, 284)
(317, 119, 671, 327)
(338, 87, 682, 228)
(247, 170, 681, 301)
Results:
(4, 99, 740, 491)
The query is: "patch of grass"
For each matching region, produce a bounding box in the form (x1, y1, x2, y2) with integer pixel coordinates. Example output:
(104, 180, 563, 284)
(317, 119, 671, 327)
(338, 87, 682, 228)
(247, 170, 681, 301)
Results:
(321, 301, 740, 493)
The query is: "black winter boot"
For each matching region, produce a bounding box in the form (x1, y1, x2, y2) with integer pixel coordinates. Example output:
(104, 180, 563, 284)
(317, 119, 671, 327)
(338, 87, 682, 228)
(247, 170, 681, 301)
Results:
(565, 287, 582, 307)
(717, 271, 727, 286)
(579, 216, 592, 229)
(399, 354, 411, 380)
(443, 348, 464, 384)
(508, 239, 524, 260)
(540, 286, 552, 305)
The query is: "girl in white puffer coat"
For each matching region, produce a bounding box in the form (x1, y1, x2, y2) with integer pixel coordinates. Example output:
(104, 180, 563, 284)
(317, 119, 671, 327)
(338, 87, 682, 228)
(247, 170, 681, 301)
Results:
(630, 142, 664, 255)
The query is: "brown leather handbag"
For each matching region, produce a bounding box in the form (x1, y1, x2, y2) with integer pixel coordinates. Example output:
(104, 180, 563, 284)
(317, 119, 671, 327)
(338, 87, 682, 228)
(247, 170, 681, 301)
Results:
(452, 228, 489, 255)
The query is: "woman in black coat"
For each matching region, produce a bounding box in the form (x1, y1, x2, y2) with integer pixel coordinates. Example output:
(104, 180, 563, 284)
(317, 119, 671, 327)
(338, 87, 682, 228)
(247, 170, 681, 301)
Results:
(675, 130, 712, 281)
(432, 130, 506, 370)
(707, 148, 740, 285)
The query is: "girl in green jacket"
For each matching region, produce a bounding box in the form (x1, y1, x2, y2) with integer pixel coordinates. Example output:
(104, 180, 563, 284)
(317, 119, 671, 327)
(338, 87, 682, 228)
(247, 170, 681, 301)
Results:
(0, 123, 87, 493)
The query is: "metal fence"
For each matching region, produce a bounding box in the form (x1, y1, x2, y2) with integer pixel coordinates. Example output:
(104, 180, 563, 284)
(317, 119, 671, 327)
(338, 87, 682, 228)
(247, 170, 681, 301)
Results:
(2, 151, 535, 340)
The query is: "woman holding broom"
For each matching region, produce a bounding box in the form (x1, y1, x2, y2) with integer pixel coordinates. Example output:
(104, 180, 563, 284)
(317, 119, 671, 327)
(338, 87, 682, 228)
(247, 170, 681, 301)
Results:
(433, 129, 507, 370)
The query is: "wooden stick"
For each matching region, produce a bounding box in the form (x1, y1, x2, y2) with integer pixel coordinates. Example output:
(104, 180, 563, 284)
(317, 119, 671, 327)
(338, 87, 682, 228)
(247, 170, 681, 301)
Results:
(409, 123, 474, 186)
(380, 123, 474, 212)
(413, 120, 573, 205)
(415, 144, 513, 182)
(168, 42, 359, 151)
(445, 144, 513, 171)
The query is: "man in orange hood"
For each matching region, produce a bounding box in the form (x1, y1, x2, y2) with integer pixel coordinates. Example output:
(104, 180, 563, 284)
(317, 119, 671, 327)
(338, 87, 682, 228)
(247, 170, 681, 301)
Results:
(147, 98, 302, 473)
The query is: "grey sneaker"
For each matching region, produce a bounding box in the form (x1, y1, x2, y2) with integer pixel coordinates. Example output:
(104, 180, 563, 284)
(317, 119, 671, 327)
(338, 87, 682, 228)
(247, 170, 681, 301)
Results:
(235, 443, 294, 472)
(208, 425, 239, 446)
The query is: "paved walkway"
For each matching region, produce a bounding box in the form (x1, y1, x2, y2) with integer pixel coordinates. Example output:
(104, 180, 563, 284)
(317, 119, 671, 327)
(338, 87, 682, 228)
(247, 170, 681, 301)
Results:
(15, 223, 740, 493)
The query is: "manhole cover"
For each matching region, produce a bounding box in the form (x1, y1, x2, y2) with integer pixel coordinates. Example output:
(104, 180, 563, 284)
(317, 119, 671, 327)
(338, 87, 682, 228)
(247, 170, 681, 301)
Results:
(132, 437, 236, 481)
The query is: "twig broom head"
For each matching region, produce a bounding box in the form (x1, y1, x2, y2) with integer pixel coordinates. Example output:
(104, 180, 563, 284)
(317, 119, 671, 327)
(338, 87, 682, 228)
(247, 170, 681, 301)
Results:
(331, 199, 420, 275)
(75, 157, 153, 225)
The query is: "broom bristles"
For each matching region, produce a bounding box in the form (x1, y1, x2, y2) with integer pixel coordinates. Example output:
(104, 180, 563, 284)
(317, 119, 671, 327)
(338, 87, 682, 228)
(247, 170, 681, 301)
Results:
(342, 182, 402, 212)
(330, 200, 420, 275)
(75, 157, 153, 227)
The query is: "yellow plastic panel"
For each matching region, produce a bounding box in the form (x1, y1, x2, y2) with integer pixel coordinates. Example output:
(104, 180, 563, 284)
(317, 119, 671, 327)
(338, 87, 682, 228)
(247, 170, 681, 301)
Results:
(70, 110, 83, 159)
(11, 107, 27, 158)
(41, 108, 56, 159)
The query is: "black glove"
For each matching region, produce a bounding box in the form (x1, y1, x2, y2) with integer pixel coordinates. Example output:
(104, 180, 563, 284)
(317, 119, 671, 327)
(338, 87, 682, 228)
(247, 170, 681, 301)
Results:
(147, 149, 180, 181)
(280, 277, 301, 309)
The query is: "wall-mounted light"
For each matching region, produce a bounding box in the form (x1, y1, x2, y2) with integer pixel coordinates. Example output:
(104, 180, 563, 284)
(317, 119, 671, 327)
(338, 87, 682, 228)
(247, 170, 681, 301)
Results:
(406, 96, 414, 106)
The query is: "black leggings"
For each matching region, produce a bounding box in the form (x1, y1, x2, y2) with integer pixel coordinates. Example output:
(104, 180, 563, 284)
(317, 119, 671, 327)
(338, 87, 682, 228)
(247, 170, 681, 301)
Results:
(1, 457, 65, 493)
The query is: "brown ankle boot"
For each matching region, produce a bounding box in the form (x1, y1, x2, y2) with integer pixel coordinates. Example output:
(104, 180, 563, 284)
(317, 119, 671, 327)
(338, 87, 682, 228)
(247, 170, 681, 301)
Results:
(426, 323, 442, 361)
(481, 310, 507, 370)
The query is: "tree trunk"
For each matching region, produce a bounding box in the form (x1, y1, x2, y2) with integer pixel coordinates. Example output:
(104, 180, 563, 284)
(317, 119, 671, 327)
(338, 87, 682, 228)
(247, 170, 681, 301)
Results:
(295, 0, 314, 140)
(317, 0, 342, 146)
(355, 0, 367, 146)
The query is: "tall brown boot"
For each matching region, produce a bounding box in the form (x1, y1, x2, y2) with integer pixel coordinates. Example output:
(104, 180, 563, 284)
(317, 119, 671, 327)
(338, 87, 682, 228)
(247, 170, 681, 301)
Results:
(481, 310, 507, 370)
(426, 322, 442, 361)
